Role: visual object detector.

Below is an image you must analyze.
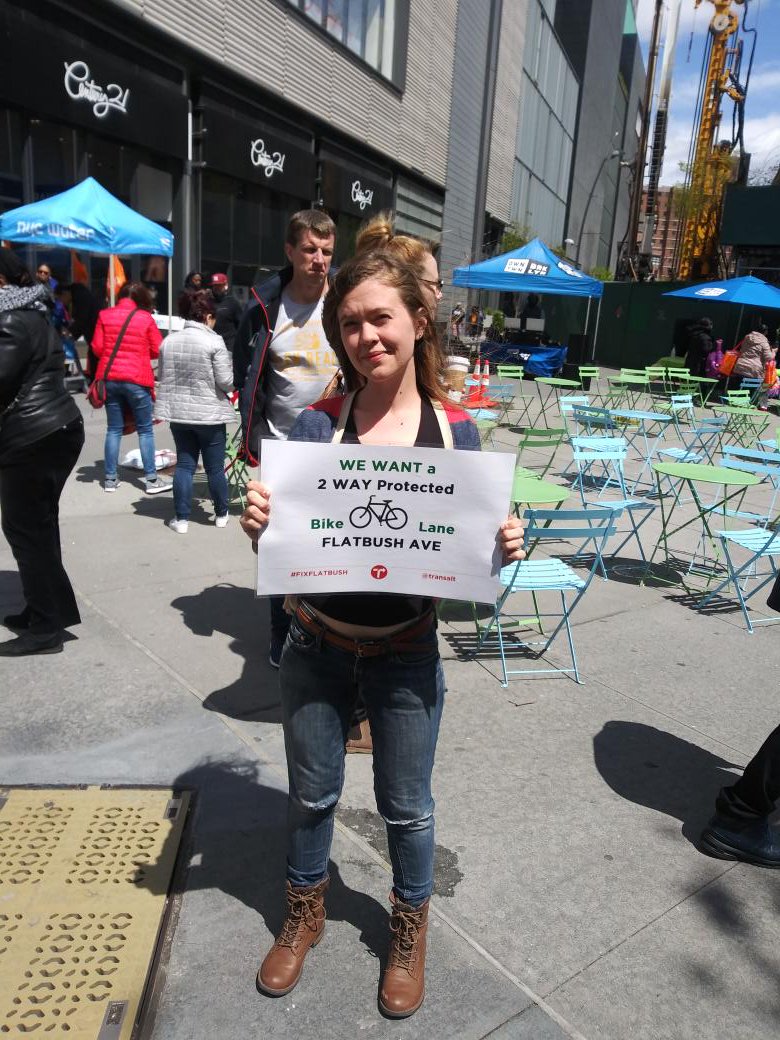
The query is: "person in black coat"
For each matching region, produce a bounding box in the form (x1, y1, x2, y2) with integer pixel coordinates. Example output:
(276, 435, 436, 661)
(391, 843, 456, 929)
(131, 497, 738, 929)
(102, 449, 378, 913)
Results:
(0, 248, 84, 656)
(684, 317, 714, 377)
(209, 273, 243, 353)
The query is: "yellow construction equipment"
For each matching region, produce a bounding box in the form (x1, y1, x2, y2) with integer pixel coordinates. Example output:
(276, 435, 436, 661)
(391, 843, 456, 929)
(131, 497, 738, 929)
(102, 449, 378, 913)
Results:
(676, 0, 747, 279)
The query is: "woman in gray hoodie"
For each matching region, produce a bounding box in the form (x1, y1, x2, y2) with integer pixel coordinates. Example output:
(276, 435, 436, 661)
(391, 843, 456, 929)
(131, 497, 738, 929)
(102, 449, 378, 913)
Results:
(155, 290, 236, 533)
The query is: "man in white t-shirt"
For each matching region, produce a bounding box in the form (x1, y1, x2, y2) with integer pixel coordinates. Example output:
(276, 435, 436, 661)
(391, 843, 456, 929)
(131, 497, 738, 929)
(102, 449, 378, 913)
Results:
(234, 210, 338, 665)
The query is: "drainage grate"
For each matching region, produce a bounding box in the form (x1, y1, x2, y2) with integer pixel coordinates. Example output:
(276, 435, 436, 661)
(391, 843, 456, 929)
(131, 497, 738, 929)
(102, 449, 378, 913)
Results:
(0, 787, 189, 1038)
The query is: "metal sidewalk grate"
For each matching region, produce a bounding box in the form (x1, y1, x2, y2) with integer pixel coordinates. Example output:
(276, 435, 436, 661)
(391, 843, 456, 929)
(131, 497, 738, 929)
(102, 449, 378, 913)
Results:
(0, 787, 189, 1038)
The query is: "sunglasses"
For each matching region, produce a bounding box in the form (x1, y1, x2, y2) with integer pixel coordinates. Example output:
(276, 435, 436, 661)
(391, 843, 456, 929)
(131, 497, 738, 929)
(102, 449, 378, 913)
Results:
(422, 278, 444, 291)
(37, 268, 51, 275)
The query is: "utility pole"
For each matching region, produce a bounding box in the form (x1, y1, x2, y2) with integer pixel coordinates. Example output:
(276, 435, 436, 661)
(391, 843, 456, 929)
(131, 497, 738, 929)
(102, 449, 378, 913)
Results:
(622, 0, 664, 279)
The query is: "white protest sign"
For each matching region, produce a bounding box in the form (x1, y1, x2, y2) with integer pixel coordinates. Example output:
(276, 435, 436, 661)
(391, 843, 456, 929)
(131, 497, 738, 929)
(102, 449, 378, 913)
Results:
(256, 440, 516, 602)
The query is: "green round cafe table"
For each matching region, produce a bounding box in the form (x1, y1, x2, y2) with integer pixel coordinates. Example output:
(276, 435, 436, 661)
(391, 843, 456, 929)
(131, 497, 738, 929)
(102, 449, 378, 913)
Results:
(710, 403, 770, 447)
(647, 461, 760, 582)
(534, 377, 581, 428)
(511, 474, 571, 507)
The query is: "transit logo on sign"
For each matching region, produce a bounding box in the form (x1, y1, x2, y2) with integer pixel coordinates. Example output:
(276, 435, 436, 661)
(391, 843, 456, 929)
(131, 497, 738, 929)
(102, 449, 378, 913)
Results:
(370, 564, 389, 580)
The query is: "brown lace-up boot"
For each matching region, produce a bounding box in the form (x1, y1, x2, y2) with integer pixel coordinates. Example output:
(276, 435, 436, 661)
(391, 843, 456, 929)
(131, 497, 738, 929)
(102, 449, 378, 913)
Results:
(378, 892, 429, 1018)
(257, 877, 329, 996)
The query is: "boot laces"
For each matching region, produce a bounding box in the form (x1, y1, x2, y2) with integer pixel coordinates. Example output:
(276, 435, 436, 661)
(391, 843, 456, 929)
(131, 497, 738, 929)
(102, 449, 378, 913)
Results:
(276, 889, 322, 951)
(389, 906, 423, 972)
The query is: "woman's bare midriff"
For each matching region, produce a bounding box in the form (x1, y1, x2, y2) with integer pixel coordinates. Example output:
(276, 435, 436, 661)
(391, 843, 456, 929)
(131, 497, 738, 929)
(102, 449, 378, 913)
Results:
(289, 596, 426, 640)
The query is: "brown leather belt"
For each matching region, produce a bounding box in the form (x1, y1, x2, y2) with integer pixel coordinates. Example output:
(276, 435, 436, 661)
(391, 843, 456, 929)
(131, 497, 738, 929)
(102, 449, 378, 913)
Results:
(295, 602, 436, 658)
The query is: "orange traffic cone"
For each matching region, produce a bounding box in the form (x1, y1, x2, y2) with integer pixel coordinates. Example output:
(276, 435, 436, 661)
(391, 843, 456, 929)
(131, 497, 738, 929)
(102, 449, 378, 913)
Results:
(464, 358, 482, 406)
(482, 360, 497, 405)
(472, 360, 498, 409)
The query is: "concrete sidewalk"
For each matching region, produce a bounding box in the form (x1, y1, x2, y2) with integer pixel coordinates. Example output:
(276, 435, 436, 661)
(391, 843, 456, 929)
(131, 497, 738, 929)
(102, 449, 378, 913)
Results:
(2, 397, 779, 1040)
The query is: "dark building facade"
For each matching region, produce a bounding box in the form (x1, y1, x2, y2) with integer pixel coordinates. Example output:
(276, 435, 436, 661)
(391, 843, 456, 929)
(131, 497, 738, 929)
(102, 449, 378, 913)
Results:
(0, 0, 450, 305)
(555, 0, 644, 273)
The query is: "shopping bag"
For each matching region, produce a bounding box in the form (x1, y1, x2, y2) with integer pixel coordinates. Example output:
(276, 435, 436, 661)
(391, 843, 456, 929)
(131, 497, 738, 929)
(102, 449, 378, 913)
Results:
(764, 360, 777, 387)
(718, 350, 738, 376)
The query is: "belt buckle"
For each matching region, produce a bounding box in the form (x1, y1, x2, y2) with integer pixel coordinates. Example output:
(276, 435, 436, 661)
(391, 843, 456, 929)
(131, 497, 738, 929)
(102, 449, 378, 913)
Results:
(354, 639, 383, 658)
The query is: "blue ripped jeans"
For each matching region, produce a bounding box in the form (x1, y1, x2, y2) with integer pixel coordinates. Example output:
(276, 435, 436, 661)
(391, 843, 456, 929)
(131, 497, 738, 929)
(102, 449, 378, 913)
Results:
(280, 612, 445, 906)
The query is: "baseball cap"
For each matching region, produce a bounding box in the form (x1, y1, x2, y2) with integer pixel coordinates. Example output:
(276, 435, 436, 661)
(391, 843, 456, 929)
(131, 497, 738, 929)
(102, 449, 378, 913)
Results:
(211, 273, 228, 286)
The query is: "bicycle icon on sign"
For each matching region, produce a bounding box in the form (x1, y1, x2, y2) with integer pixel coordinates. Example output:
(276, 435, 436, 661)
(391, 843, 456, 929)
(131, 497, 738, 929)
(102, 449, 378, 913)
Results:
(349, 495, 408, 530)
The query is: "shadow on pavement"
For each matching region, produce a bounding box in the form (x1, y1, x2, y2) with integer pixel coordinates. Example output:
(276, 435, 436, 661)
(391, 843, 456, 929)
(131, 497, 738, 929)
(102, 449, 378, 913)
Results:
(157, 758, 387, 961)
(593, 720, 743, 844)
(171, 583, 282, 722)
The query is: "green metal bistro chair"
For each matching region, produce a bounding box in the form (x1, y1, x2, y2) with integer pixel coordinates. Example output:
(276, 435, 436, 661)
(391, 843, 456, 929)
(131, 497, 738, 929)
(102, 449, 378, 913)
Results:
(515, 426, 567, 479)
(496, 364, 525, 380)
(578, 366, 600, 399)
(473, 507, 620, 684)
(224, 427, 250, 508)
(496, 365, 533, 424)
(697, 528, 780, 633)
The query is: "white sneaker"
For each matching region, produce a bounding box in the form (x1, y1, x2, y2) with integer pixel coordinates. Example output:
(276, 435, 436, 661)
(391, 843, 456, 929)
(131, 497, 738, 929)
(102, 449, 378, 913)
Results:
(103, 477, 119, 493)
(214, 515, 229, 528)
(168, 518, 189, 534)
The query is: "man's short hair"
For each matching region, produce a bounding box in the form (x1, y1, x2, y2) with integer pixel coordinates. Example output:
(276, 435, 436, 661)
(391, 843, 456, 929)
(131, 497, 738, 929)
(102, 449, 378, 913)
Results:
(286, 209, 336, 248)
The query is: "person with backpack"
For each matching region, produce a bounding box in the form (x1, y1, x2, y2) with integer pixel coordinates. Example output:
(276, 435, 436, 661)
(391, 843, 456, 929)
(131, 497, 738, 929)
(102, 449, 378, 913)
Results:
(684, 317, 714, 377)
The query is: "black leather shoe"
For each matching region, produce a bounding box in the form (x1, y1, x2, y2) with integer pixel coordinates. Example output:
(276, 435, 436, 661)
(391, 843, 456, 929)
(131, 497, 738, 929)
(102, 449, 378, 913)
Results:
(700, 815, 780, 868)
(3, 606, 31, 630)
(0, 633, 63, 656)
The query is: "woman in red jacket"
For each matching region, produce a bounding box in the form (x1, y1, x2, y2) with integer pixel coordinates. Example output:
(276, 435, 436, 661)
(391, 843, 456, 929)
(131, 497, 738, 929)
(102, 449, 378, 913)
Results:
(92, 282, 170, 494)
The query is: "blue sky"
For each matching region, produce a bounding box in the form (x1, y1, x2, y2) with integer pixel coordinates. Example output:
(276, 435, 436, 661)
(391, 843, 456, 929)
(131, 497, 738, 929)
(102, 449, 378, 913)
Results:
(636, 0, 780, 185)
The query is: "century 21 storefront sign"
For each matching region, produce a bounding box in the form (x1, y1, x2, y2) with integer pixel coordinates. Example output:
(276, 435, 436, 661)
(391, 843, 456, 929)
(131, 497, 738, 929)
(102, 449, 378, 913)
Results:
(63, 59, 130, 119)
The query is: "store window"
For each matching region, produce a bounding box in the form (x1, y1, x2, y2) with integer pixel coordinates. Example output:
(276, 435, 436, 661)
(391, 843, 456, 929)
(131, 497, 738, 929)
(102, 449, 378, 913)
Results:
(30, 120, 78, 201)
(202, 170, 305, 287)
(0, 108, 23, 214)
(288, 0, 407, 84)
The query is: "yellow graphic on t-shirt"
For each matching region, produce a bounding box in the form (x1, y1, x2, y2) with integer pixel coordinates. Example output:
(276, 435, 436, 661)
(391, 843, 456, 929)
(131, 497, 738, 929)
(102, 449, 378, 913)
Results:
(274, 325, 337, 380)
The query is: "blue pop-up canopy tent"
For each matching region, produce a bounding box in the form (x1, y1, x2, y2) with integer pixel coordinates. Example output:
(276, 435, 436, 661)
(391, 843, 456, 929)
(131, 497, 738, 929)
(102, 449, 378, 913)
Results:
(453, 238, 603, 373)
(453, 237, 603, 298)
(0, 176, 174, 313)
(0, 177, 173, 257)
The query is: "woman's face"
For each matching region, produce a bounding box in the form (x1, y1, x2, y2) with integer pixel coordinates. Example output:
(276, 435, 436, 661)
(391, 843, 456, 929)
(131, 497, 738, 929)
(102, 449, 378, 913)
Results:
(338, 278, 424, 386)
(420, 252, 442, 308)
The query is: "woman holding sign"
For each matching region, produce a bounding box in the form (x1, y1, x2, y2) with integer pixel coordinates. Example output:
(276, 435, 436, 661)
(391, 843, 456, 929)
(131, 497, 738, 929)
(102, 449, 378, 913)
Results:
(240, 251, 524, 1018)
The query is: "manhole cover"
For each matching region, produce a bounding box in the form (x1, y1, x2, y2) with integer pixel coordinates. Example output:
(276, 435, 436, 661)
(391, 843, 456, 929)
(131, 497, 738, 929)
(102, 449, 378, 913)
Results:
(0, 786, 189, 1037)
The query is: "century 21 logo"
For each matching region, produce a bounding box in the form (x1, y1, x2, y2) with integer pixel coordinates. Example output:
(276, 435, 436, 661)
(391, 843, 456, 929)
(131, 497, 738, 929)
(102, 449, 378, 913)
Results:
(370, 564, 389, 580)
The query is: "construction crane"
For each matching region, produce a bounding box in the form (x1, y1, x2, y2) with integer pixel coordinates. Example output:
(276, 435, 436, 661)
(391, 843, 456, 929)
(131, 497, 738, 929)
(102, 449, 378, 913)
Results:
(675, 0, 749, 279)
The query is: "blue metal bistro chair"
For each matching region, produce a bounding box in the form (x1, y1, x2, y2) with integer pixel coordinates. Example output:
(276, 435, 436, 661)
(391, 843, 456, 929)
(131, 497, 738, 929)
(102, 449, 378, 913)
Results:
(474, 507, 620, 685)
(697, 528, 780, 633)
(570, 436, 656, 576)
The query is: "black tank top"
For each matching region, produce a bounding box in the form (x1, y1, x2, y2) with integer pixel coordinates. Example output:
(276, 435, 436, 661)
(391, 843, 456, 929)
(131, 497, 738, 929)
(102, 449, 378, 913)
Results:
(306, 396, 444, 625)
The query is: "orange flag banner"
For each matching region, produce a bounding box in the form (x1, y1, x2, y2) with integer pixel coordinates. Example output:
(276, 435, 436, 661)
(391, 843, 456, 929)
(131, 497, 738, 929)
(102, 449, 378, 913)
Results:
(70, 251, 89, 285)
(106, 255, 127, 299)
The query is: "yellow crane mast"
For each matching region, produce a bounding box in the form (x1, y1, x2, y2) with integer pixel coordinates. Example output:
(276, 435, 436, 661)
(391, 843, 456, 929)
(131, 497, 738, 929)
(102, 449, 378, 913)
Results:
(677, 0, 745, 280)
